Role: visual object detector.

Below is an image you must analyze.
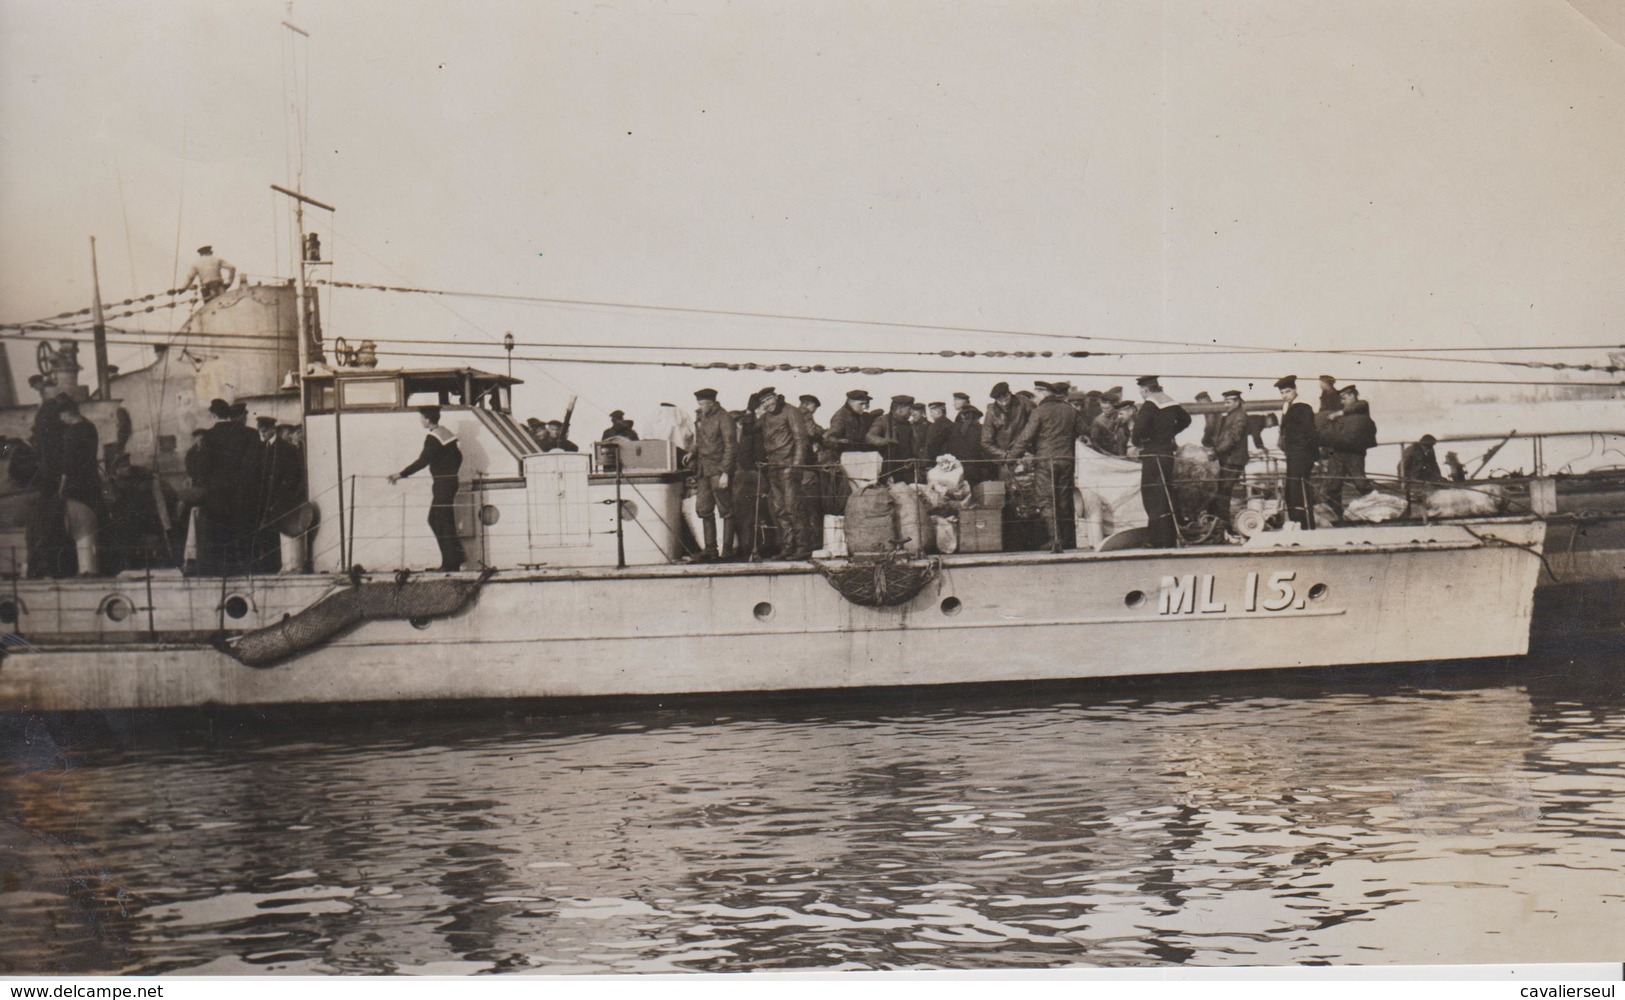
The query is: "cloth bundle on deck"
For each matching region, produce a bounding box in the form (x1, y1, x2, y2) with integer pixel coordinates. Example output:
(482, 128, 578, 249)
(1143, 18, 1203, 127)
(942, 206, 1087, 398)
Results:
(1344, 490, 1407, 523)
(1424, 485, 1507, 518)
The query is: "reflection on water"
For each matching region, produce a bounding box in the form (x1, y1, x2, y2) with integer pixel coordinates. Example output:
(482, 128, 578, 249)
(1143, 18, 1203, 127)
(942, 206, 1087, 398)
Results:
(3, 660, 1624, 974)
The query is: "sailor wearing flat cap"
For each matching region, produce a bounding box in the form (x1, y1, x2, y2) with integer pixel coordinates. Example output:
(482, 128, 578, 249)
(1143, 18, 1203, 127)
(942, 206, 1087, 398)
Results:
(797, 394, 825, 452)
(181, 244, 236, 303)
(866, 394, 923, 484)
(1009, 378, 1091, 551)
(756, 388, 815, 558)
(1130, 376, 1191, 548)
(825, 389, 873, 453)
(1276, 376, 1319, 528)
(689, 388, 737, 561)
(1318, 375, 1341, 414)
(600, 408, 639, 442)
(1209, 390, 1251, 522)
(1321, 382, 1376, 517)
(925, 401, 953, 462)
(951, 391, 971, 414)
(984, 381, 1034, 460)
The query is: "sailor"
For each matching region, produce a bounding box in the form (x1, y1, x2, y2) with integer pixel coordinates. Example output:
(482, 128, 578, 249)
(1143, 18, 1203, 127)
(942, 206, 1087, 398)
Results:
(1088, 399, 1121, 455)
(538, 419, 579, 453)
(948, 403, 995, 483)
(983, 381, 1034, 462)
(797, 395, 825, 442)
(198, 398, 257, 573)
(1317, 375, 1342, 415)
(731, 405, 767, 558)
(796, 394, 828, 548)
(23, 393, 69, 577)
(1275, 375, 1319, 529)
(254, 415, 305, 573)
(688, 389, 736, 562)
(756, 387, 814, 560)
(1318, 383, 1377, 518)
(926, 402, 953, 461)
(1194, 391, 1217, 448)
(228, 402, 266, 569)
(1130, 376, 1191, 548)
(951, 391, 971, 415)
(824, 389, 872, 454)
(180, 245, 237, 302)
(274, 423, 310, 573)
(866, 394, 921, 485)
(1209, 390, 1250, 524)
(600, 410, 639, 441)
(908, 403, 931, 479)
(1011, 381, 1089, 551)
(1401, 434, 1447, 512)
(56, 399, 103, 576)
(387, 406, 466, 572)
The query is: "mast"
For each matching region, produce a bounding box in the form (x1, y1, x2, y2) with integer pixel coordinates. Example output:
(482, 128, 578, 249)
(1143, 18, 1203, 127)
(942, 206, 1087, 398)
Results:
(89, 236, 112, 399)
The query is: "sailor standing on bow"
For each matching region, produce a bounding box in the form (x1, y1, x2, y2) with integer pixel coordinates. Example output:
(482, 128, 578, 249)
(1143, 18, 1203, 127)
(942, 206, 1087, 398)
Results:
(388, 406, 466, 572)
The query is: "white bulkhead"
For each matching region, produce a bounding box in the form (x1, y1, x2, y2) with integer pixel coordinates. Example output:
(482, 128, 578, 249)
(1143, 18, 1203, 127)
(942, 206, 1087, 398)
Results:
(302, 367, 684, 572)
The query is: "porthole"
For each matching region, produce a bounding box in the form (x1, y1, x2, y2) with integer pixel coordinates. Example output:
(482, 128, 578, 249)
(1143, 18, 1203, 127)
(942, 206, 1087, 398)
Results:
(1124, 590, 1147, 608)
(940, 596, 962, 616)
(753, 601, 774, 622)
(0, 599, 17, 625)
(478, 504, 501, 526)
(223, 595, 251, 620)
(1308, 583, 1329, 602)
(101, 595, 135, 623)
(410, 616, 432, 630)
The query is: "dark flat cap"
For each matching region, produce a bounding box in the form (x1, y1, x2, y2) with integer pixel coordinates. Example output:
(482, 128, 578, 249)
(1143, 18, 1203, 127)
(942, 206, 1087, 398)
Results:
(1339, 384, 1359, 395)
(890, 394, 915, 408)
(951, 392, 970, 401)
(1135, 375, 1160, 387)
(846, 389, 871, 401)
(694, 388, 718, 401)
(609, 409, 625, 419)
(799, 394, 820, 406)
(990, 381, 1011, 397)
(1275, 375, 1299, 390)
(208, 398, 231, 418)
(1222, 389, 1243, 399)
(256, 415, 277, 428)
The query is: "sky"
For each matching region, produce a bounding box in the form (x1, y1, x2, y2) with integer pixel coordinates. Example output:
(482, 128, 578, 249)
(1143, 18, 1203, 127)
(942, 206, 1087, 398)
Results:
(1, 0, 1623, 435)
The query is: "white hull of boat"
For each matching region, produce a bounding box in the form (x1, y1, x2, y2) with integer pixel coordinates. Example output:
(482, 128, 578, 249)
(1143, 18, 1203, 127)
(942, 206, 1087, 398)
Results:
(0, 521, 1546, 712)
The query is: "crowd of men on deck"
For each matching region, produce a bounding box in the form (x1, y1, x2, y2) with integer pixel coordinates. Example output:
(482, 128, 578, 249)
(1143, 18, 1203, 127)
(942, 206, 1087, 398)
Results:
(598, 374, 1461, 561)
(5, 393, 309, 578)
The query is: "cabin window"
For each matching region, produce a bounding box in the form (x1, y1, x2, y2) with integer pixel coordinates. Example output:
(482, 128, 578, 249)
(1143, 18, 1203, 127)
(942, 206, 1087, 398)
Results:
(339, 378, 401, 409)
(403, 375, 470, 409)
(307, 383, 336, 414)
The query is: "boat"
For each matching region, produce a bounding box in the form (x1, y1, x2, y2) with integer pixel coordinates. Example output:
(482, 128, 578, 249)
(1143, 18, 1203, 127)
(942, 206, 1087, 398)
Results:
(0, 269, 1560, 714)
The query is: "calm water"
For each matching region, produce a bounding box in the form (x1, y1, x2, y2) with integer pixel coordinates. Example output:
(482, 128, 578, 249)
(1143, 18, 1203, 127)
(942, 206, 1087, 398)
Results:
(3, 657, 1624, 975)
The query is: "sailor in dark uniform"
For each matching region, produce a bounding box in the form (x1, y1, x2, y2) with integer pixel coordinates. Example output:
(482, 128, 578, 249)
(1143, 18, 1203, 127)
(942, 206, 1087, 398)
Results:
(1276, 375, 1319, 529)
(388, 405, 466, 571)
(1010, 381, 1088, 551)
(1130, 375, 1191, 548)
